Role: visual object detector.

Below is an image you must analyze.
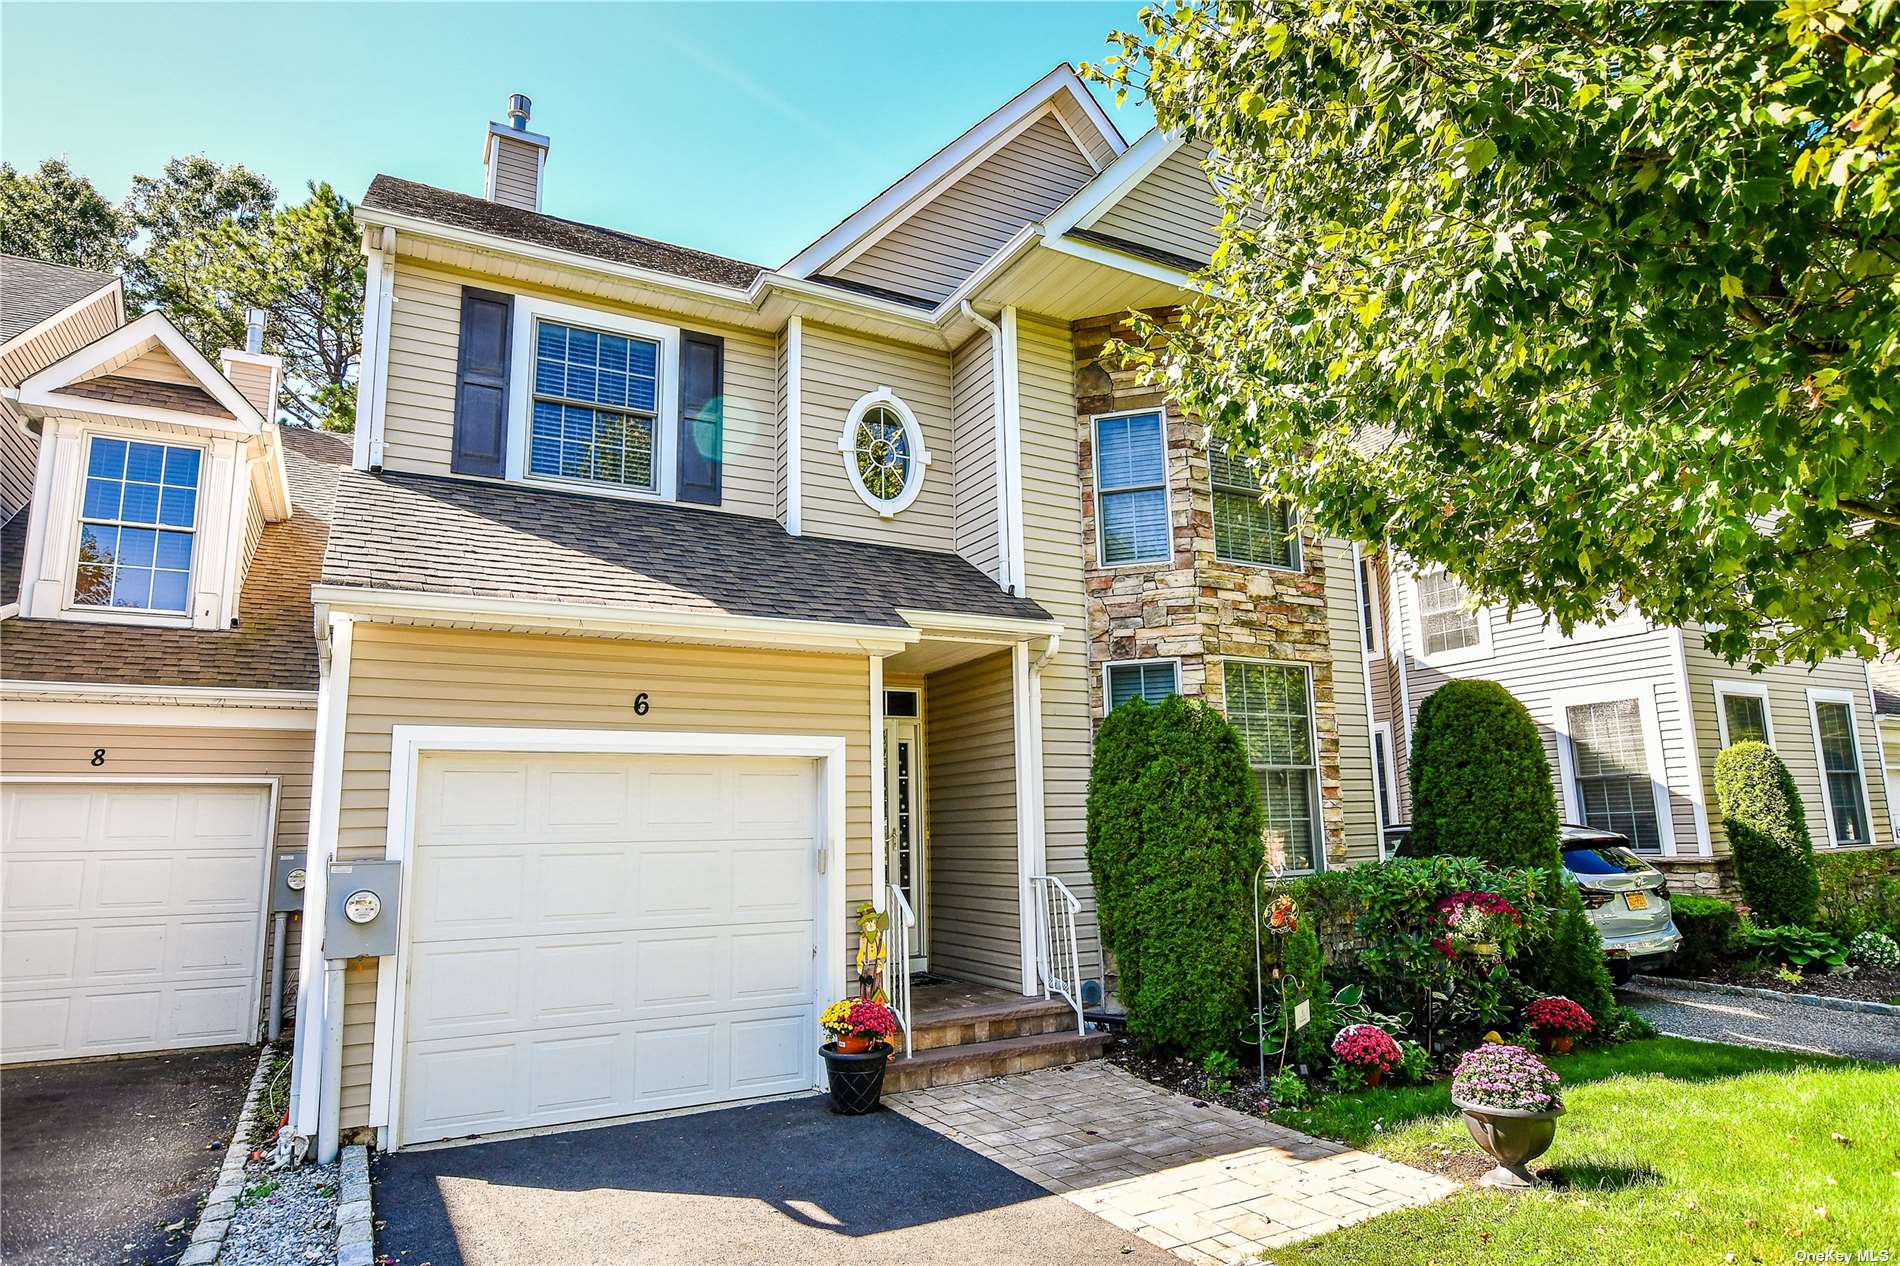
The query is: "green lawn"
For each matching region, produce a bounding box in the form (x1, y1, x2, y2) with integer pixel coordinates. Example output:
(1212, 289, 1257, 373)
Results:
(1264, 1038, 1900, 1265)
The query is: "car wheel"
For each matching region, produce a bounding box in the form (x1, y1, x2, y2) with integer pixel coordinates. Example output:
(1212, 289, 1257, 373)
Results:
(1608, 961, 1634, 985)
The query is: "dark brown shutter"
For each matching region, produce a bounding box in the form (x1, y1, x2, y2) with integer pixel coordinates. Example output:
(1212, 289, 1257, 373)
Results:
(451, 287, 513, 477)
(676, 330, 723, 506)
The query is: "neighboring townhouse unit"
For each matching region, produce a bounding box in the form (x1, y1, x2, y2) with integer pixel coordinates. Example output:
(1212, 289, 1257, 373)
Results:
(281, 71, 1380, 1159)
(1365, 559, 1898, 891)
(1877, 660, 1899, 819)
(0, 253, 350, 1064)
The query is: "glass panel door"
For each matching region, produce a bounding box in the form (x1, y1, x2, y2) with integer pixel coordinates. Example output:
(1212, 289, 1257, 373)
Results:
(884, 706, 926, 965)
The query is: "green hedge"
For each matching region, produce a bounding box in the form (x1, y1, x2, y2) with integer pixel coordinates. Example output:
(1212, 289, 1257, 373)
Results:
(1715, 742, 1819, 928)
(1814, 849, 1900, 940)
(1086, 694, 1264, 1059)
(1407, 680, 1562, 874)
(1671, 893, 1740, 974)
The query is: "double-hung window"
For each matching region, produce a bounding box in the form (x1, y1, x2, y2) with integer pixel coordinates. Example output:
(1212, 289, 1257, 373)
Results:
(1358, 556, 1383, 655)
(1809, 693, 1872, 846)
(1105, 660, 1180, 711)
(529, 319, 661, 492)
(74, 436, 199, 614)
(1563, 697, 1664, 850)
(1414, 570, 1487, 659)
(1209, 440, 1297, 569)
(1224, 661, 1321, 872)
(1094, 411, 1169, 565)
(1714, 682, 1773, 748)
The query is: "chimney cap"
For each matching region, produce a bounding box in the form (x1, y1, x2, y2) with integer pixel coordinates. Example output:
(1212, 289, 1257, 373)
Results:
(507, 93, 532, 130)
(245, 308, 266, 354)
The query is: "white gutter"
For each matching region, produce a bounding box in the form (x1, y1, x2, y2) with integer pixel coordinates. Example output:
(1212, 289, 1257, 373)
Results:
(785, 316, 804, 534)
(1351, 542, 1388, 848)
(1, 679, 317, 709)
(959, 301, 1014, 590)
(367, 228, 397, 468)
(999, 307, 1028, 597)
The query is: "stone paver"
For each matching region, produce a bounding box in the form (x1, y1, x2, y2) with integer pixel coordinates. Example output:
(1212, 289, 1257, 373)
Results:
(889, 1062, 1457, 1265)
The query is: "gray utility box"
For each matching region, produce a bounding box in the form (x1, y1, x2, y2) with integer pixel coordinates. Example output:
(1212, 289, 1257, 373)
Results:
(270, 854, 310, 914)
(324, 859, 402, 959)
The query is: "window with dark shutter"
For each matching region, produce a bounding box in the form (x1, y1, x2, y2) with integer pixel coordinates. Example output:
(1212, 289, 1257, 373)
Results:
(676, 330, 724, 505)
(452, 288, 514, 478)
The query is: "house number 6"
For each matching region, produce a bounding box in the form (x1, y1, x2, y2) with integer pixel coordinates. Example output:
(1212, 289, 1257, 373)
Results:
(91, 749, 106, 767)
(633, 693, 650, 716)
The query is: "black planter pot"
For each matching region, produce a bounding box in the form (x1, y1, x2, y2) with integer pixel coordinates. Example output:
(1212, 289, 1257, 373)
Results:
(820, 1041, 891, 1114)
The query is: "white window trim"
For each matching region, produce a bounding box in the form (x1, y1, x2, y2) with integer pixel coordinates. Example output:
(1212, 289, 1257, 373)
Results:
(63, 428, 210, 628)
(1358, 555, 1384, 657)
(1091, 407, 1174, 569)
(1371, 720, 1398, 843)
(1540, 607, 1648, 648)
(1551, 682, 1676, 855)
(366, 725, 850, 1152)
(1207, 446, 1302, 573)
(836, 386, 932, 518)
(1713, 679, 1777, 749)
(1407, 568, 1494, 666)
(1806, 687, 1873, 849)
(504, 293, 681, 503)
(1220, 657, 1326, 875)
(1101, 657, 1182, 712)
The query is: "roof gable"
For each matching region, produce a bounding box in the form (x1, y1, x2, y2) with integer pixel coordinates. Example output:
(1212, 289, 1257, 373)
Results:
(1044, 130, 1225, 276)
(781, 65, 1124, 281)
(18, 310, 268, 433)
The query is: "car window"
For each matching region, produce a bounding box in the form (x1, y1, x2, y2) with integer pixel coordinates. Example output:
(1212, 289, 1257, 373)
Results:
(1562, 846, 1648, 875)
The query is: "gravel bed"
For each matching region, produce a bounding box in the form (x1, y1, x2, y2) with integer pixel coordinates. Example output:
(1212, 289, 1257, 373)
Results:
(1618, 979, 1900, 1064)
(216, 1156, 338, 1266)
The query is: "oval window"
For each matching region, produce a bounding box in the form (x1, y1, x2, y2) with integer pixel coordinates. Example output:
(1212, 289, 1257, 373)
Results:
(838, 389, 931, 517)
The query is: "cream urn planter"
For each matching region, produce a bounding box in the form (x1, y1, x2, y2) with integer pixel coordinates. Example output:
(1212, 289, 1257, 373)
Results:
(1452, 1096, 1564, 1188)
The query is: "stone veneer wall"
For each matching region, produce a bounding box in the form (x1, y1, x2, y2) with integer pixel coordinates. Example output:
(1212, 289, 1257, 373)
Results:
(1072, 311, 1353, 866)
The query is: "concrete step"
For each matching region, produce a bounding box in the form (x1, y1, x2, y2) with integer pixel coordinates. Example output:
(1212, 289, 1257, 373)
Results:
(884, 1029, 1110, 1093)
(907, 995, 1078, 1052)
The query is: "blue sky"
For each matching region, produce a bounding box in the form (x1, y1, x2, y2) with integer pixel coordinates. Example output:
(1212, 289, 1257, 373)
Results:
(2, 2, 1153, 267)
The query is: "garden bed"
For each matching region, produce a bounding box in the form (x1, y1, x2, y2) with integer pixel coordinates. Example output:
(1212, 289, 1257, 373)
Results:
(1680, 962, 1900, 1005)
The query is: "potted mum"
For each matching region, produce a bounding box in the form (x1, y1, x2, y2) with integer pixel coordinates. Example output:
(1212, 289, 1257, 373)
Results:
(819, 998, 899, 1114)
(1330, 1023, 1403, 1088)
(1524, 996, 1594, 1055)
(1450, 1043, 1565, 1188)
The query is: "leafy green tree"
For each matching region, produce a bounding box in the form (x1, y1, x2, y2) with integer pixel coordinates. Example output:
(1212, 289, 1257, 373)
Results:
(1408, 680, 1562, 874)
(1087, 694, 1264, 1058)
(1715, 740, 1820, 927)
(1090, 1, 1900, 667)
(123, 155, 277, 338)
(0, 159, 129, 271)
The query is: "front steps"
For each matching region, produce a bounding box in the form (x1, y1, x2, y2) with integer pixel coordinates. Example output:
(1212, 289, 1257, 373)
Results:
(884, 981, 1109, 1093)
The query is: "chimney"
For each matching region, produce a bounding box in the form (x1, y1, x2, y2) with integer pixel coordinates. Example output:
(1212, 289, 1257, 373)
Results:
(484, 92, 550, 212)
(221, 309, 283, 421)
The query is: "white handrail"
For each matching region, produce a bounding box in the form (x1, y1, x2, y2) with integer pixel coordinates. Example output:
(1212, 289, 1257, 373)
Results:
(884, 884, 916, 1058)
(1028, 874, 1084, 1035)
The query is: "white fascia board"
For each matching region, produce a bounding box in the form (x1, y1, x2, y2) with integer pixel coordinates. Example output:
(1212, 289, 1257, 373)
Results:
(486, 120, 552, 151)
(1042, 232, 1199, 290)
(0, 275, 125, 360)
(18, 311, 268, 431)
(932, 223, 1046, 320)
(312, 584, 920, 654)
(1, 680, 317, 730)
(758, 272, 947, 331)
(1, 679, 317, 708)
(1044, 127, 1182, 238)
(780, 65, 1124, 279)
(894, 608, 1062, 639)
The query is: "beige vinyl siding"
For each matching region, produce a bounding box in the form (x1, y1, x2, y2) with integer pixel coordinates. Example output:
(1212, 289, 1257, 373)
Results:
(1321, 537, 1380, 862)
(332, 624, 871, 1128)
(0, 287, 121, 522)
(1394, 588, 1704, 851)
(1681, 636, 1893, 852)
(379, 263, 779, 519)
(112, 346, 200, 387)
(950, 330, 1000, 580)
(0, 720, 315, 1034)
(1881, 717, 1900, 839)
(925, 649, 1020, 988)
(236, 487, 265, 598)
(1015, 315, 1096, 946)
(1053, 92, 1118, 169)
(488, 135, 542, 211)
(223, 359, 276, 419)
(797, 321, 957, 550)
(835, 112, 1097, 304)
(1092, 139, 1223, 267)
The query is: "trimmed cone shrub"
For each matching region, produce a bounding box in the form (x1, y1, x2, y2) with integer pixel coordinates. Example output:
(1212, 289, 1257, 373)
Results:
(1715, 742, 1819, 928)
(1408, 680, 1562, 874)
(1671, 894, 1740, 974)
(1279, 921, 1335, 1073)
(1521, 883, 1618, 1023)
(1087, 694, 1264, 1059)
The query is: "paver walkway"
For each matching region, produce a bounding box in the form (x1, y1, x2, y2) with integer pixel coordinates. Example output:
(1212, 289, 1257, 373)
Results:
(890, 1062, 1457, 1265)
(1620, 979, 1900, 1064)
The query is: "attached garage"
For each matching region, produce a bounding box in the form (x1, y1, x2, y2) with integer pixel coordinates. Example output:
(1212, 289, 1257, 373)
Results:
(0, 781, 272, 1063)
(393, 748, 828, 1147)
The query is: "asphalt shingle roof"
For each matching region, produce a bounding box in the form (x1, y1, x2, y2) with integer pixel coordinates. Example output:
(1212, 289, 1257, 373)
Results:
(1, 427, 350, 691)
(63, 375, 232, 418)
(1873, 657, 1899, 717)
(320, 468, 1053, 629)
(0, 254, 116, 344)
(360, 176, 766, 290)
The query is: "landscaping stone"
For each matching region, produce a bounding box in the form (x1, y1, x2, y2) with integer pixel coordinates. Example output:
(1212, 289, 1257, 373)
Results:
(216, 1155, 338, 1266)
(1620, 978, 1900, 1063)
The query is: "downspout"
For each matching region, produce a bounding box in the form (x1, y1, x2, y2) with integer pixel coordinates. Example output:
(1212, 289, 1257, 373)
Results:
(960, 301, 1012, 590)
(353, 227, 396, 471)
(785, 316, 804, 535)
(1351, 543, 1388, 854)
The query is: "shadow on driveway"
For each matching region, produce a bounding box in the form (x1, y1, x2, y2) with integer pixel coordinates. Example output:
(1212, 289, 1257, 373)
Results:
(1, 1046, 256, 1266)
(375, 1094, 1177, 1265)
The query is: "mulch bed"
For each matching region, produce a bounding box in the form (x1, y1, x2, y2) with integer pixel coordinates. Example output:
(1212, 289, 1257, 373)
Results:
(1687, 963, 1900, 1005)
(1105, 1036, 1278, 1117)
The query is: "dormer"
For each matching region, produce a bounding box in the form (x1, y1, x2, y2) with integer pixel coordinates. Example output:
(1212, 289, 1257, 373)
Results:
(10, 311, 291, 629)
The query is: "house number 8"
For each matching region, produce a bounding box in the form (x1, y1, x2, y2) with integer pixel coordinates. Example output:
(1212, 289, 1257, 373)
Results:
(91, 749, 106, 767)
(633, 693, 650, 716)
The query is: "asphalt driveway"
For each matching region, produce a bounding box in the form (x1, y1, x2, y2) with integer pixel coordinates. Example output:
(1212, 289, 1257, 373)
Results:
(374, 1094, 1179, 1265)
(1, 1046, 256, 1266)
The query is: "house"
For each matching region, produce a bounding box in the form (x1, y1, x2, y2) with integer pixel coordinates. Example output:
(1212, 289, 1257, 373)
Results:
(1362, 556, 1899, 890)
(1877, 660, 1899, 822)
(259, 72, 1380, 1160)
(0, 252, 350, 1064)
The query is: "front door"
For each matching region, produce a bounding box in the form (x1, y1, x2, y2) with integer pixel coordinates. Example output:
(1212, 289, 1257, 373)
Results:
(883, 693, 926, 967)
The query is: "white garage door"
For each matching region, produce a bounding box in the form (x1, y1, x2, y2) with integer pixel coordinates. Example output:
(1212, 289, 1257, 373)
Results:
(399, 751, 821, 1147)
(1, 782, 270, 1063)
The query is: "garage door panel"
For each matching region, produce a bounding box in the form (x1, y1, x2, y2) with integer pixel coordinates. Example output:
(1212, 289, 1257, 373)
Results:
(401, 752, 821, 1145)
(1, 783, 268, 1063)
(433, 765, 528, 831)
